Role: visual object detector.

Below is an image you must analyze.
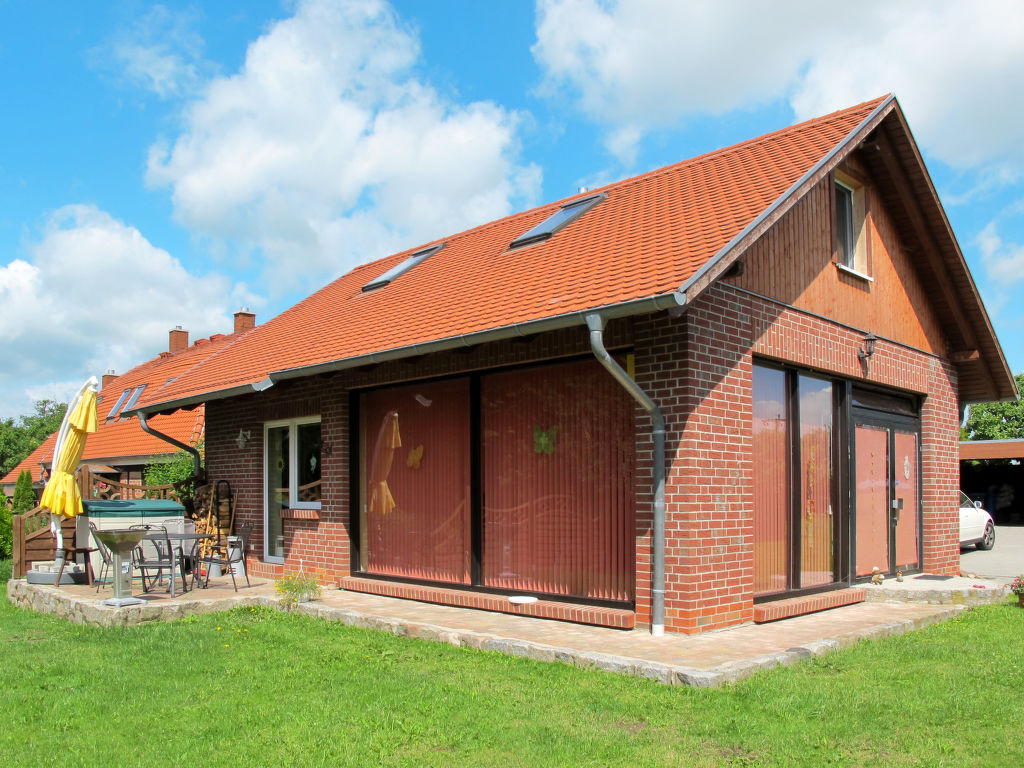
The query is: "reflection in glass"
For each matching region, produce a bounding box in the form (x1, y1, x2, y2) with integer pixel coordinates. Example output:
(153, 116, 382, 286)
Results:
(266, 425, 289, 559)
(482, 360, 634, 601)
(753, 366, 789, 595)
(360, 379, 471, 583)
(799, 375, 833, 588)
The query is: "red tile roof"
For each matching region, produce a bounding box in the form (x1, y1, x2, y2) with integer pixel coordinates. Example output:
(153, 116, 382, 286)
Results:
(135, 97, 892, 413)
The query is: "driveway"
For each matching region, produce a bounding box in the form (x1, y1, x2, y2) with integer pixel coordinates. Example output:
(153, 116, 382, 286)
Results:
(960, 525, 1024, 582)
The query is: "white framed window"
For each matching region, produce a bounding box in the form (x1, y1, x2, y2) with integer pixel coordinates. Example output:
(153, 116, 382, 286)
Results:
(264, 417, 321, 561)
(834, 171, 869, 276)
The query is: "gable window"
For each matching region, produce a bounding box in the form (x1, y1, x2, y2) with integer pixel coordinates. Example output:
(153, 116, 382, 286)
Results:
(362, 243, 445, 293)
(510, 193, 605, 249)
(833, 171, 869, 276)
(265, 417, 321, 561)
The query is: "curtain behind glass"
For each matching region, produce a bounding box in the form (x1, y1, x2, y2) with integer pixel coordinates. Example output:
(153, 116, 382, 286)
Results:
(799, 376, 834, 588)
(752, 366, 789, 595)
(481, 359, 634, 602)
(360, 379, 471, 583)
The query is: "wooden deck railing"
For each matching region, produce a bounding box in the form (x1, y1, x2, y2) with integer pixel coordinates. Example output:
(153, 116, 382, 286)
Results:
(11, 471, 184, 578)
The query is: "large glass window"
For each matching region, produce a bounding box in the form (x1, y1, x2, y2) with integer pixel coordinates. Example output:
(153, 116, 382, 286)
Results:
(752, 367, 789, 595)
(752, 365, 837, 596)
(359, 379, 471, 583)
(265, 418, 321, 560)
(355, 358, 636, 603)
(482, 360, 634, 602)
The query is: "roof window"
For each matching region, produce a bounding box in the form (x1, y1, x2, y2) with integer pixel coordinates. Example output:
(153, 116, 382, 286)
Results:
(106, 388, 132, 421)
(510, 193, 605, 249)
(362, 243, 445, 293)
(119, 384, 148, 418)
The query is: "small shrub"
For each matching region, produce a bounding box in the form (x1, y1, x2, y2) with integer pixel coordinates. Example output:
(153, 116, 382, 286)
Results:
(275, 571, 323, 607)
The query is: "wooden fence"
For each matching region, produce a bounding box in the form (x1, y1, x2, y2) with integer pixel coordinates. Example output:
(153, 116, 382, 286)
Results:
(11, 470, 181, 578)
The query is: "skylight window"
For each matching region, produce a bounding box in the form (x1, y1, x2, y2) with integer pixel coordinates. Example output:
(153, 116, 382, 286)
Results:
(510, 193, 605, 249)
(119, 384, 148, 417)
(106, 388, 132, 420)
(362, 243, 445, 293)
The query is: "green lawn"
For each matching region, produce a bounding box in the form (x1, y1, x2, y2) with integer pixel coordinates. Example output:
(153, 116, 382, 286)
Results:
(1, 558, 1021, 767)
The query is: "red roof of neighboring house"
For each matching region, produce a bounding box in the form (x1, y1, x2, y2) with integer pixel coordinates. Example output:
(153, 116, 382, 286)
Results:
(129, 95, 1013, 413)
(1, 329, 242, 488)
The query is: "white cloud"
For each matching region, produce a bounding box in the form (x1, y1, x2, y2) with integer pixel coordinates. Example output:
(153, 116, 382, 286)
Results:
(533, 0, 1024, 174)
(91, 5, 209, 99)
(0, 205, 249, 419)
(977, 221, 1024, 286)
(147, 0, 541, 296)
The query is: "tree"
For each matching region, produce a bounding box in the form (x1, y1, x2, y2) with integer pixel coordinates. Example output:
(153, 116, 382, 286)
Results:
(961, 372, 1024, 441)
(0, 399, 67, 477)
(12, 470, 37, 514)
(144, 446, 202, 501)
(0, 497, 11, 558)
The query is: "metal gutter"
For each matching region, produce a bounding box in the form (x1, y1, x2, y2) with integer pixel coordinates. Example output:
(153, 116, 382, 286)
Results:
(585, 312, 668, 636)
(134, 292, 685, 415)
(137, 412, 202, 479)
(678, 95, 896, 300)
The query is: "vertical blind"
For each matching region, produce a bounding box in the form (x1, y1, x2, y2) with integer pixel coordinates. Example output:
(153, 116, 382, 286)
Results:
(482, 360, 635, 601)
(361, 379, 472, 583)
(752, 366, 789, 595)
(799, 376, 834, 588)
(359, 359, 636, 601)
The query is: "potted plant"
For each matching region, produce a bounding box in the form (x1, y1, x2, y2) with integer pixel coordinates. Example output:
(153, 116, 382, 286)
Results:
(1010, 575, 1024, 608)
(276, 571, 322, 607)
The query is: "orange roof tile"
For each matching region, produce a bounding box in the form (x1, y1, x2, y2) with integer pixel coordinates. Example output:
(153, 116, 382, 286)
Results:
(136, 97, 891, 413)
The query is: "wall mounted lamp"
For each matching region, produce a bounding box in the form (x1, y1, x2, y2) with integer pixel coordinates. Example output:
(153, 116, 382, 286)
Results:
(235, 429, 252, 451)
(857, 332, 878, 362)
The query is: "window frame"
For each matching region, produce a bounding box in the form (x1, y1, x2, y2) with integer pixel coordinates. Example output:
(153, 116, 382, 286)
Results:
(832, 170, 870, 278)
(509, 193, 606, 249)
(263, 416, 322, 564)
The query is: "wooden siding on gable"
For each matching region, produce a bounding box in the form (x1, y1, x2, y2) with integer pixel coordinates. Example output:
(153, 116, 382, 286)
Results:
(732, 168, 947, 360)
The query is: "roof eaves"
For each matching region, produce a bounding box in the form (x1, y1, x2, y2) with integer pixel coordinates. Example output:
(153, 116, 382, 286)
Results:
(139, 292, 686, 414)
(678, 95, 896, 303)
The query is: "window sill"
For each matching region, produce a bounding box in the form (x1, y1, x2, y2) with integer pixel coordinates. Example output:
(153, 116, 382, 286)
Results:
(834, 263, 873, 283)
(278, 508, 320, 520)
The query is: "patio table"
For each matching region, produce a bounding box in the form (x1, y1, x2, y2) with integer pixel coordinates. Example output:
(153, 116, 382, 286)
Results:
(141, 532, 213, 598)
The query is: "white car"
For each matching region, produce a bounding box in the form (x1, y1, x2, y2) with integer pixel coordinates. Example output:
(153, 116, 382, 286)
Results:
(959, 491, 995, 550)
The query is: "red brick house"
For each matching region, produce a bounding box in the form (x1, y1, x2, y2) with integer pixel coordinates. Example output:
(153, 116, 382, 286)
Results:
(128, 95, 1015, 635)
(2, 312, 256, 500)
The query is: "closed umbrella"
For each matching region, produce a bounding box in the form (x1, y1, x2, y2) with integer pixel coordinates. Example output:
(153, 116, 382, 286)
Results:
(41, 376, 98, 552)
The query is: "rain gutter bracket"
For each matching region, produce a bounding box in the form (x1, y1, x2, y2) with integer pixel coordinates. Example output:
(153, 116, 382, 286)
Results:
(585, 312, 667, 637)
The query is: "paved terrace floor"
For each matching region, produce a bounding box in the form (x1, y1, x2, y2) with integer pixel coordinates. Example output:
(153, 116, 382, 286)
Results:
(6, 574, 1010, 688)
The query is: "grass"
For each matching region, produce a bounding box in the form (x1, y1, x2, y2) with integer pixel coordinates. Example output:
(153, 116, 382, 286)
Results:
(1, 558, 1021, 767)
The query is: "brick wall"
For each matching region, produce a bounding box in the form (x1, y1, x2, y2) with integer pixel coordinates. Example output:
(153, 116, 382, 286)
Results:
(629, 281, 960, 634)
(206, 284, 960, 634)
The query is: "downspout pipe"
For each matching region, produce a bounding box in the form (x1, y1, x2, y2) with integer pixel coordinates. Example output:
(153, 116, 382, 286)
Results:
(585, 313, 666, 636)
(137, 411, 203, 480)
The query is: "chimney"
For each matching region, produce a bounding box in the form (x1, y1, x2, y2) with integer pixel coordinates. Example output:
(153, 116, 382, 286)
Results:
(102, 369, 117, 390)
(234, 307, 256, 334)
(169, 325, 189, 354)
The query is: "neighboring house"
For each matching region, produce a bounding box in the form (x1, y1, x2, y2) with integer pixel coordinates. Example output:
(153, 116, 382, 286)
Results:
(2, 311, 257, 500)
(128, 96, 1015, 635)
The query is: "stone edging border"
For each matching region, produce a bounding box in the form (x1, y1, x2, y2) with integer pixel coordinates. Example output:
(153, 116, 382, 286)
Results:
(6, 580, 970, 688)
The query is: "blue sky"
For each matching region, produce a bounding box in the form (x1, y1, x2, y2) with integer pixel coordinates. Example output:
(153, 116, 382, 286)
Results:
(2, 0, 1024, 418)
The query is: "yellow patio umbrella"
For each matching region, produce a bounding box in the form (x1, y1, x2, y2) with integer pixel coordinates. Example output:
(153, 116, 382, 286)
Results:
(41, 376, 98, 550)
